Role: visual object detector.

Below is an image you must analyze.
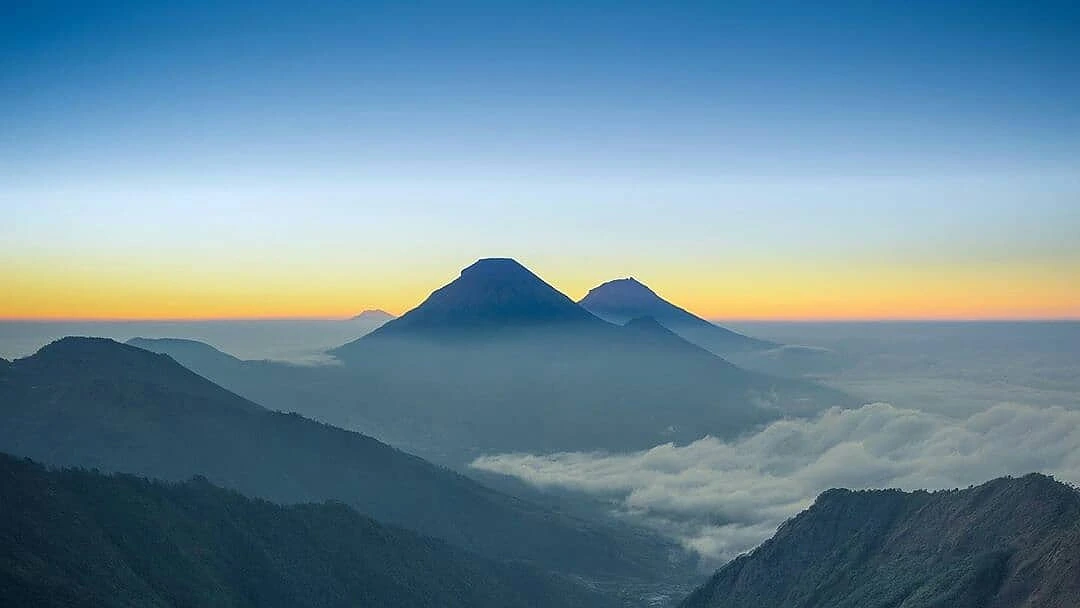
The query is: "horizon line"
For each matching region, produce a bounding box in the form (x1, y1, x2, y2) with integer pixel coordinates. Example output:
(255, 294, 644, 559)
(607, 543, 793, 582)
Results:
(1, 315, 1077, 324)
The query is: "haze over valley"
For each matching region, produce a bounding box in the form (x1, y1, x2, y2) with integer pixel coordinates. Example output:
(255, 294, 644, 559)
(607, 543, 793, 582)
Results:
(9, 260, 1076, 570)
(3, 2, 1078, 607)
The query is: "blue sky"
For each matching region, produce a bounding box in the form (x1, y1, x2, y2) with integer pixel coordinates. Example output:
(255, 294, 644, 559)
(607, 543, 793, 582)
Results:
(3, 1, 1078, 319)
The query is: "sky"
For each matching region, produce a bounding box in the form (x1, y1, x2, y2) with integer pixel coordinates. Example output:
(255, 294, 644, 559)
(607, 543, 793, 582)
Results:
(3, 1, 1079, 320)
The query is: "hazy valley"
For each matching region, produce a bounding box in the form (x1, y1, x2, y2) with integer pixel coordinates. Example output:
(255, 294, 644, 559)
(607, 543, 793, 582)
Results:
(3, 258, 1078, 606)
(5, 3, 1077, 605)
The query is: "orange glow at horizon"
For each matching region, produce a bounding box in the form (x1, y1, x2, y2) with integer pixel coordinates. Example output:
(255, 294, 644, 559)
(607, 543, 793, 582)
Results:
(2, 255, 1077, 322)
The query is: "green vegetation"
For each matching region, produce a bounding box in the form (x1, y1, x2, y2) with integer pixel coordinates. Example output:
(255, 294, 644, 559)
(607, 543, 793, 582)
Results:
(0, 452, 617, 608)
(0, 337, 691, 597)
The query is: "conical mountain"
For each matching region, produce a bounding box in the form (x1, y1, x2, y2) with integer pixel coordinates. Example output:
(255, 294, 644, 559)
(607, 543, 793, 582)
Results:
(318, 260, 848, 456)
(579, 278, 777, 353)
(350, 309, 396, 323)
(338, 258, 602, 349)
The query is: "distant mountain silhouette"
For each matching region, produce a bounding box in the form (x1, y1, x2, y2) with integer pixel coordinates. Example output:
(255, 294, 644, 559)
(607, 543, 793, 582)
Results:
(0, 453, 617, 608)
(0, 337, 691, 596)
(680, 474, 1080, 608)
(579, 278, 777, 354)
(318, 259, 850, 456)
(349, 258, 601, 343)
(620, 316, 728, 357)
(351, 309, 396, 324)
(128, 336, 244, 368)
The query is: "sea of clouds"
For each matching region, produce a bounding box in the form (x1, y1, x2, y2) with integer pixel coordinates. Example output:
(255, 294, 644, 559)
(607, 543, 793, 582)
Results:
(472, 401, 1080, 566)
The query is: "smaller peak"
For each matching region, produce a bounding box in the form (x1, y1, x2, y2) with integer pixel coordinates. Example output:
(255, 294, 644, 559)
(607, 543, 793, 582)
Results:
(127, 337, 241, 363)
(351, 309, 395, 321)
(597, 277, 650, 289)
(581, 277, 663, 304)
(38, 336, 123, 354)
(619, 315, 720, 357)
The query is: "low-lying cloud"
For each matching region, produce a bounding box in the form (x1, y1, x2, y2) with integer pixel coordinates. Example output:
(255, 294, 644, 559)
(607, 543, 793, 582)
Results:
(472, 402, 1080, 565)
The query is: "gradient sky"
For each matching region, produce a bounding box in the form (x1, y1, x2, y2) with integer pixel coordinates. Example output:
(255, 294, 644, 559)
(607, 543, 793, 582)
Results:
(3, 1, 1078, 320)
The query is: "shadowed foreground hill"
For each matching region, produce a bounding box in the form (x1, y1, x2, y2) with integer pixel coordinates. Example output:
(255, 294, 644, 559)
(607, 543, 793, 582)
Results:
(680, 474, 1080, 608)
(0, 337, 689, 595)
(0, 453, 615, 608)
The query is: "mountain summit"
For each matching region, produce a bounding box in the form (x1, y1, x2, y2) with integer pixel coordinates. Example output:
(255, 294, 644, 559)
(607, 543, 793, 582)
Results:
(579, 278, 776, 354)
(350, 309, 396, 323)
(579, 278, 669, 314)
(356, 258, 601, 340)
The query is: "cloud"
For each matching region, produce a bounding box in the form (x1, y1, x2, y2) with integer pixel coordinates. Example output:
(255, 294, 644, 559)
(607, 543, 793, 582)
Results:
(471, 402, 1080, 565)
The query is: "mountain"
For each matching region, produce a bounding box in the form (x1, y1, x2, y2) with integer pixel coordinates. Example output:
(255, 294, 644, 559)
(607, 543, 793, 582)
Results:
(0, 452, 617, 608)
(348, 257, 601, 343)
(128, 336, 245, 368)
(319, 259, 849, 456)
(680, 474, 1080, 608)
(620, 315, 723, 356)
(351, 309, 396, 324)
(0, 337, 693, 599)
(133, 260, 849, 460)
(579, 278, 777, 354)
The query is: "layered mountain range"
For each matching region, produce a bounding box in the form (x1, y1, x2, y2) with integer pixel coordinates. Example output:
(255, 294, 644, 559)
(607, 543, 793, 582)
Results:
(0, 452, 617, 608)
(1, 258, 1076, 606)
(0, 337, 693, 603)
(137, 258, 849, 460)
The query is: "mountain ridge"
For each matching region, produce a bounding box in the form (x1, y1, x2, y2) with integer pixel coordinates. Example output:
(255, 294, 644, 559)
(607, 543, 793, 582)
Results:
(0, 337, 692, 593)
(127, 336, 245, 366)
(0, 451, 618, 608)
(680, 473, 1080, 608)
(579, 277, 777, 354)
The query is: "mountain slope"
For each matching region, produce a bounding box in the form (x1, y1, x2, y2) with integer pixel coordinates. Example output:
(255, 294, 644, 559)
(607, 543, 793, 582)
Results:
(579, 278, 777, 354)
(0, 453, 616, 608)
(679, 474, 1080, 608)
(128, 336, 245, 369)
(0, 337, 689, 593)
(620, 316, 724, 356)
